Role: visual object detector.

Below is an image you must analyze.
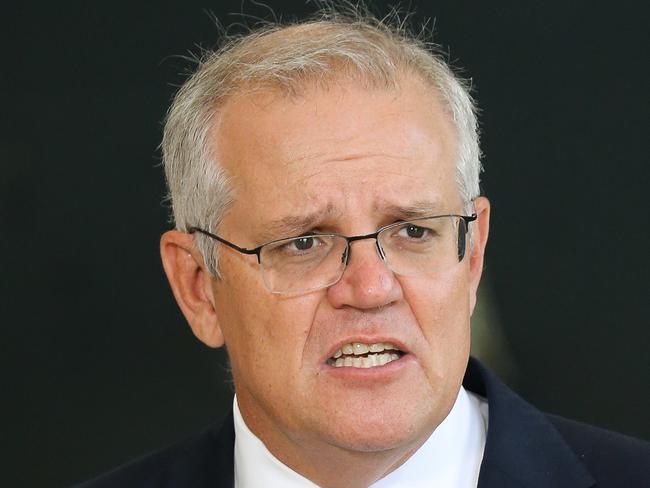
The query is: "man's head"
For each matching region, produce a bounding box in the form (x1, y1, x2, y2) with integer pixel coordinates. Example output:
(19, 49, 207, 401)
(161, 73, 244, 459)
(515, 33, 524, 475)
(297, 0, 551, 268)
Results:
(160, 8, 489, 485)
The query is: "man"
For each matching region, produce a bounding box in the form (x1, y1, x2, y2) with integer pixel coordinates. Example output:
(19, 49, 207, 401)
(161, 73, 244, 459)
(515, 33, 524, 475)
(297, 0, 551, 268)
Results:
(80, 7, 649, 488)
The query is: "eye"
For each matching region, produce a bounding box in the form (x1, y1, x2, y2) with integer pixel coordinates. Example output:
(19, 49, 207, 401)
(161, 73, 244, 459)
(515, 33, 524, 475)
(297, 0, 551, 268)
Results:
(277, 235, 330, 255)
(264, 234, 336, 259)
(292, 236, 316, 251)
(398, 224, 429, 239)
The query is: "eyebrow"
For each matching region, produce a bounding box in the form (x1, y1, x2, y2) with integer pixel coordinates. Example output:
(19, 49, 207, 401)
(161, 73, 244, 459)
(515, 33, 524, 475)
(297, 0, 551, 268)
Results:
(258, 204, 341, 241)
(377, 200, 447, 220)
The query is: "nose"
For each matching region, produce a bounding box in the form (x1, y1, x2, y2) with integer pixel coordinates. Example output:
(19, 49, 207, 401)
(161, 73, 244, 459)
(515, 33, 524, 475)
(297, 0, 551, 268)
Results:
(327, 239, 403, 310)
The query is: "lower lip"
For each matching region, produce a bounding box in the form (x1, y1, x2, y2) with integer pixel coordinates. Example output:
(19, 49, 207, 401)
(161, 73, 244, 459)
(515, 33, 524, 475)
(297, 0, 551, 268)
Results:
(321, 353, 414, 381)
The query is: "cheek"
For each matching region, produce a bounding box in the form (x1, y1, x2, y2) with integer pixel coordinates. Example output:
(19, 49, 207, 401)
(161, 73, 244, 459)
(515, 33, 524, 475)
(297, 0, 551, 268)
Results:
(400, 269, 471, 355)
(402, 267, 470, 316)
(401, 272, 472, 416)
(215, 265, 322, 385)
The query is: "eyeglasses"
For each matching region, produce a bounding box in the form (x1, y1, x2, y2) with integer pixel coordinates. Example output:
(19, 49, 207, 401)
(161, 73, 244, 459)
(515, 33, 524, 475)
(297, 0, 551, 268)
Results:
(189, 213, 477, 295)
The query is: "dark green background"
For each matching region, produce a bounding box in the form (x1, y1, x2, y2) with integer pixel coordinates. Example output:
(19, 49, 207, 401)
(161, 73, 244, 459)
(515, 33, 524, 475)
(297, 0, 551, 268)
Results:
(2, 1, 648, 486)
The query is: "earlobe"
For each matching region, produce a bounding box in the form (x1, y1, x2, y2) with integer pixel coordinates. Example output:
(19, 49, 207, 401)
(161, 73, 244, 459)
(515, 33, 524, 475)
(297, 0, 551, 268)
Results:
(160, 230, 225, 348)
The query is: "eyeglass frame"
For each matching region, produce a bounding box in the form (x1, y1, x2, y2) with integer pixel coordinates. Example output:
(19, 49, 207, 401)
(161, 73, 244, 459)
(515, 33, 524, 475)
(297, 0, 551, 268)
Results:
(187, 213, 477, 268)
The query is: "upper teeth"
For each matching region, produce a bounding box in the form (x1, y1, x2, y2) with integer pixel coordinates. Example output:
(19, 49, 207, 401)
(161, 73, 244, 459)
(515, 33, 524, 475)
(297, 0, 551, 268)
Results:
(331, 353, 400, 368)
(328, 342, 401, 368)
(333, 342, 398, 358)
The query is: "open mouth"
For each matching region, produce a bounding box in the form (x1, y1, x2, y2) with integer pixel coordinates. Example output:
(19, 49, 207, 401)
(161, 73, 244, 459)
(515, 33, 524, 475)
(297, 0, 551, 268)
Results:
(326, 342, 404, 368)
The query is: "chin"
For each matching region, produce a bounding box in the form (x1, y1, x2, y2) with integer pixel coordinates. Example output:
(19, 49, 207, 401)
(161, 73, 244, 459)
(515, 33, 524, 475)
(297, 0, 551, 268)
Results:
(331, 425, 432, 454)
(315, 401, 439, 454)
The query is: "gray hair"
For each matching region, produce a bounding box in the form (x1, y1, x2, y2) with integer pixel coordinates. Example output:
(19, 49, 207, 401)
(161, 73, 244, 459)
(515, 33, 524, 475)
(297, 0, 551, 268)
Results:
(162, 7, 482, 276)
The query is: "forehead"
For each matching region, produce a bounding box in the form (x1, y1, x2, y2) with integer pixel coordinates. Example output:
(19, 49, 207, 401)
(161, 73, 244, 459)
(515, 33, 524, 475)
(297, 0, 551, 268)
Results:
(211, 75, 460, 234)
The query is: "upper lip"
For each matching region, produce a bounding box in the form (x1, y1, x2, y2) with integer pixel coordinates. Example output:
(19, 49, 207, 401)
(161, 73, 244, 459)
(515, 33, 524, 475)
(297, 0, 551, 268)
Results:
(324, 337, 410, 362)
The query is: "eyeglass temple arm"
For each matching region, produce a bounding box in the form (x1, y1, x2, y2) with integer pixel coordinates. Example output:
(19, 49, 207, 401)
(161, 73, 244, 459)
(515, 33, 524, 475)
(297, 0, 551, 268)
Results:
(462, 214, 477, 225)
(187, 227, 261, 256)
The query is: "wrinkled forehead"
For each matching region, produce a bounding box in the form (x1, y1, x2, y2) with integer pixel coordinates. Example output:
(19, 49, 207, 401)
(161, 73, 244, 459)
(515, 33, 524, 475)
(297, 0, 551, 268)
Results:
(209, 75, 461, 234)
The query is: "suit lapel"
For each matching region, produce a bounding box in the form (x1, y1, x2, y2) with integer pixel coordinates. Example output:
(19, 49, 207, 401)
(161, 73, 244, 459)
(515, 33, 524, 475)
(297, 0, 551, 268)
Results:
(464, 358, 595, 488)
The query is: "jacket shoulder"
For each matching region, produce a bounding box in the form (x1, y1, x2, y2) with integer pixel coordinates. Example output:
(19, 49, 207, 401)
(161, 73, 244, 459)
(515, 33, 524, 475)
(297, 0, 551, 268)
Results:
(548, 414, 650, 485)
(74, 417, 234, 488)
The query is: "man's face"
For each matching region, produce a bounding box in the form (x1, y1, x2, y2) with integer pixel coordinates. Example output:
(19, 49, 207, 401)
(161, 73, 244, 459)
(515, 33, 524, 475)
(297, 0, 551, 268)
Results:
(208, 75, 488, 456)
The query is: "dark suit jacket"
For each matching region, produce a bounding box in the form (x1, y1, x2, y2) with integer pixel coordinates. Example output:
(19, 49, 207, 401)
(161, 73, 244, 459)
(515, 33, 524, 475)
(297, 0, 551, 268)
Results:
(77, 357, 650, 487)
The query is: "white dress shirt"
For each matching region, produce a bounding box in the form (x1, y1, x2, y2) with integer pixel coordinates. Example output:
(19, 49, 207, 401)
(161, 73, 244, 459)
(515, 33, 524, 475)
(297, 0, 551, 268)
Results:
(233, 387, 488, 487)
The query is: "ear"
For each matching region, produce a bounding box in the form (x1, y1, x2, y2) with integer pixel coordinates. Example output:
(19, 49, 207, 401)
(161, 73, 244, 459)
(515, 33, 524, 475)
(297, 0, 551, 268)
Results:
(468, 196, 491, 315)
(160, 230, 225, 348)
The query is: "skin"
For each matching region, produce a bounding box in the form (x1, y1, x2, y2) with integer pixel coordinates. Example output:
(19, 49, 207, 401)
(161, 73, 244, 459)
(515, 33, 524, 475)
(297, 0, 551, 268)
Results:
(161, 73, 490, 487)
